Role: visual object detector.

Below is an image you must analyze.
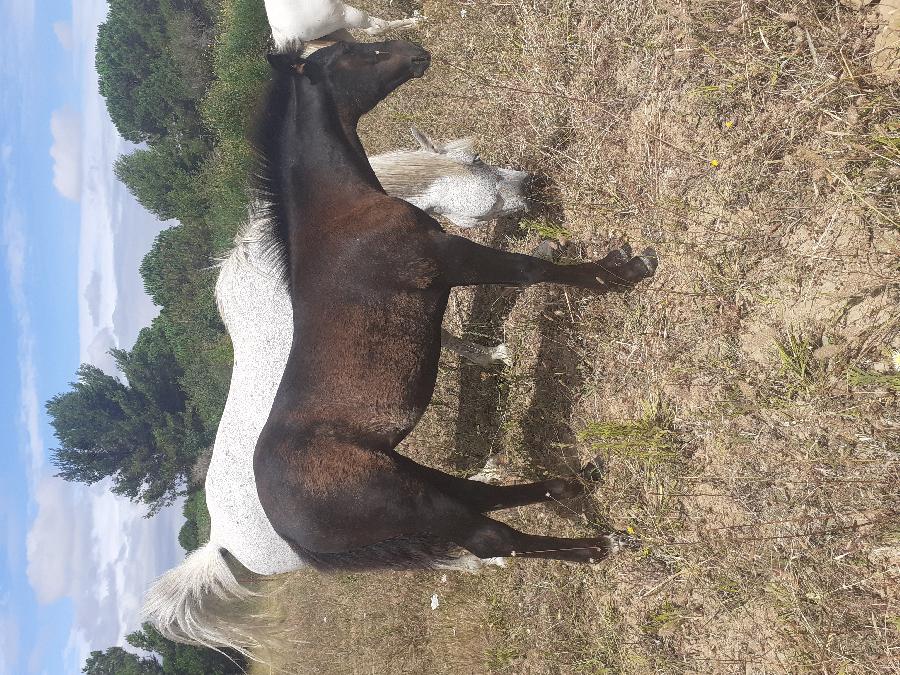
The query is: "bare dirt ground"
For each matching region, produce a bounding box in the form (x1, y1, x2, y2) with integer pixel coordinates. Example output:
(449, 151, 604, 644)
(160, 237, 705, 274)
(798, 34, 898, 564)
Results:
(249, 0, 899, 672)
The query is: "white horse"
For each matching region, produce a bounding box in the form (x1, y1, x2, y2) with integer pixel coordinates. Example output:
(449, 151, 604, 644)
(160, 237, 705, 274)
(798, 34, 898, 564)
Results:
(372, 128, 530, 229)
(263, 0, 421, 48)
(142, 132, 529, 655)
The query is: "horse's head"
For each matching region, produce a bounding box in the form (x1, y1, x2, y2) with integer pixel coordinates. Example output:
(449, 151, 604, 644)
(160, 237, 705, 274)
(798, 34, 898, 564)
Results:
(408, 128, 531, 227)
(267, 40, 430, 118)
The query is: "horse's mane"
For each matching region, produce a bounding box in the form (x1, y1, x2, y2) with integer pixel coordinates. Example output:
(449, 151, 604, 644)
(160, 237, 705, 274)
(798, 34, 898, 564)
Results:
(248, 40, 309, 288)
(214, 203, 285, 325)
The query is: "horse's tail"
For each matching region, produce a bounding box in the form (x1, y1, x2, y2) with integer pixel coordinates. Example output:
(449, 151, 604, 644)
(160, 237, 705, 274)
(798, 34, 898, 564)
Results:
(142, 541, 262, 657)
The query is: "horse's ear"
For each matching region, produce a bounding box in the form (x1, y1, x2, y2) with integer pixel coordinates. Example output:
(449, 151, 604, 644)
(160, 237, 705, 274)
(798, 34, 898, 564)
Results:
(296, 60, 323, 82)
(410, 127, 441, 154)
(266, 52, 306, 73)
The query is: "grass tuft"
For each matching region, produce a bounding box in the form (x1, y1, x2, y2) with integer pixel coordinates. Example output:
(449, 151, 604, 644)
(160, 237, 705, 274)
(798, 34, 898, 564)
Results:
(578, 401, 678, 463)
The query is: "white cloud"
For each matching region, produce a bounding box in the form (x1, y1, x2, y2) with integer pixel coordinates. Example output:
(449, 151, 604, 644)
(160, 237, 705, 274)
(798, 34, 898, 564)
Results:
(6, 0, 35, 31)
(53, 21, 73, 51)
(27, 478, 182, 669)
(49, 107, 82, 202)
(0, 0, 35, 73)
(63, 629, 91, 675)
(0, 594, 21, 674)
(2, 154, 44, 487)
(27, 480, 184, 657)
(0, 611, 22, 675)
(25, 478, 90, 604)
(0, 494, 23, 576)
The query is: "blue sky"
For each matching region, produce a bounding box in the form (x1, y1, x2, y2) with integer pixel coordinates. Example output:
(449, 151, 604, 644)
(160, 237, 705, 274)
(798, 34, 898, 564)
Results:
(1, 1, 185, 672)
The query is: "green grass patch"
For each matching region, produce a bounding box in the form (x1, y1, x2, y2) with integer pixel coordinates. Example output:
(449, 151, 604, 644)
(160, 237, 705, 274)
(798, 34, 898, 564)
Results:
(847, 366, 900, 392)
(773, 330, 823, 399)
(578, 401, 677, 463)
(519, 217, 573, 242)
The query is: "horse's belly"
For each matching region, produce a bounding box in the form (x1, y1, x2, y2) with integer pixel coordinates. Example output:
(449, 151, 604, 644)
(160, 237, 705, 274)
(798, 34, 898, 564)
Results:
(286, 290, 448, 439)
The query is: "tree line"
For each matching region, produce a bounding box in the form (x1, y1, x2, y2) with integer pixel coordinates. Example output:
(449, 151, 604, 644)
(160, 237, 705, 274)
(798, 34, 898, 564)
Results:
(49, 0, 271, 519)
(44, 0, 275, 670)
(82, 622, 243, 674)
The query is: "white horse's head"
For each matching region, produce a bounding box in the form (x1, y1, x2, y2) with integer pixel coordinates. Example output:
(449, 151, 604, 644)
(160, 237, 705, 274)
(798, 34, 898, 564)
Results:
(369, 128, 530, 229)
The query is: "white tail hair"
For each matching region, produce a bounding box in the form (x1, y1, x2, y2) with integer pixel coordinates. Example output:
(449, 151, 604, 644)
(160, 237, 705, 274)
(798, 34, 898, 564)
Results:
(142, 541, 262, 657)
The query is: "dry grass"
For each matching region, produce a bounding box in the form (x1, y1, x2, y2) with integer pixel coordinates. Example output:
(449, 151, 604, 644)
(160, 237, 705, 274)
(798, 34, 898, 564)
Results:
(249, 0, 899, 672)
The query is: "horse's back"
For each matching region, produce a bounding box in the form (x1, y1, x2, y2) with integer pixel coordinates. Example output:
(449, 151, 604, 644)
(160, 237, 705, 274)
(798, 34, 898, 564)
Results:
(206, 239, 302, 575)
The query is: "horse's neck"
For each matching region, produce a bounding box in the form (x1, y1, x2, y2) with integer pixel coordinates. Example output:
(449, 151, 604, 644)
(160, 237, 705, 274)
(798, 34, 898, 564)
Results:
(281, 82, 382, 216)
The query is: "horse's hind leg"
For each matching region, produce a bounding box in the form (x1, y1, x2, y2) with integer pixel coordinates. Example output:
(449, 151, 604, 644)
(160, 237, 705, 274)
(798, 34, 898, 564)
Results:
(322, 29, 354, 42)
(434, 233, 657, 293)
(394, 454, 605, 512)
(440, 329, 510, 368)
(451, 513, 633, 563)
(362, 16, 422, 35)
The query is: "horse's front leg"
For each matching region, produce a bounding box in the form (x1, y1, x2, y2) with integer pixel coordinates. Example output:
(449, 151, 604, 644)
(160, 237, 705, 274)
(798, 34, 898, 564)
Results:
(341, 5, 421, 36)
(433, 233, 657, 292)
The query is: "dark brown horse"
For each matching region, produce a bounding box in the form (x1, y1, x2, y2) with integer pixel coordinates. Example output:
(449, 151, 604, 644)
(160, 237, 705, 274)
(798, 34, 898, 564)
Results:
(253, 40, 657, 571)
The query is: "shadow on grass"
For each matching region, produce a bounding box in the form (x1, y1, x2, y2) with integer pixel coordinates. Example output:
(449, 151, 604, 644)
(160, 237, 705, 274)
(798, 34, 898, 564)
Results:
(448, 215, 525, 472)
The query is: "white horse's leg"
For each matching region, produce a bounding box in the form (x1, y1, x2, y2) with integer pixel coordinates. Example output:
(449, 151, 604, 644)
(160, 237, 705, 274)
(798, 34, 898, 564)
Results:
(361, 15, 422, 35)
(468, 455, 504, 484)
(341, 4, 421, 36)
(440, 329, 512, 368)
(322, 28, 354, 42)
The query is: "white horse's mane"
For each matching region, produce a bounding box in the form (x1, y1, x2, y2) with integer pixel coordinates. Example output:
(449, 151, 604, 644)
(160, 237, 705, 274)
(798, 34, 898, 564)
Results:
(369, 138, 476, 198)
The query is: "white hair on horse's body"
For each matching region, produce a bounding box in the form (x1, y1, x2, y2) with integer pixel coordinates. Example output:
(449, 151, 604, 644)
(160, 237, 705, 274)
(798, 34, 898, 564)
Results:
(142, 220, 300, 657)
(143, 133, 523, 655)
(371, 128, 530, 229)
(263, 0, 420, 48)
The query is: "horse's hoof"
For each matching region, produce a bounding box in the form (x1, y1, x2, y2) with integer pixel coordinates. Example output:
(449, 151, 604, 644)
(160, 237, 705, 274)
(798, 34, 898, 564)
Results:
(637, 247, 659, 277)
(596, 243, 659, 290)
(606, 531, 641, 554)
(488, 342, 512, 367)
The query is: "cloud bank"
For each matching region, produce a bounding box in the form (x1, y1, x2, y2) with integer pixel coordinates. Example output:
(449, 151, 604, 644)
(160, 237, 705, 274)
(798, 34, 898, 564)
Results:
(26, 478, 182, 668)
(1, 151, 44, 489)
(22, 0, 182, 671)
(0, 606, 22, 675)
(50, 107, 83, 202)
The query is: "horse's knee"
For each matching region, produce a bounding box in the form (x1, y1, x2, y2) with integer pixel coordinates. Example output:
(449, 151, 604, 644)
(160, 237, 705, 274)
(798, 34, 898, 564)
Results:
(455, 519, 518, 558)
